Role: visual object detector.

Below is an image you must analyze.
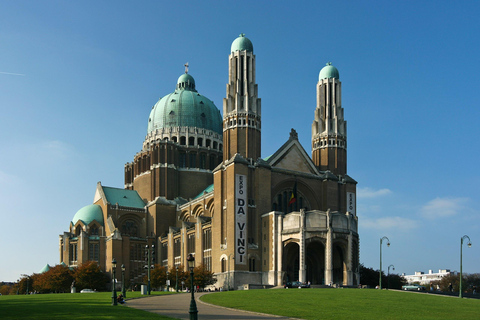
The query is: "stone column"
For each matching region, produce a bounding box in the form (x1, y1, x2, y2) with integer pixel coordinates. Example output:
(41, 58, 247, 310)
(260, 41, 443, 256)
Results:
(276, 213, 284, 286)
(325, 209, 333, 285)
(347, 231, 353, 286)
(299, 209, 306, 283)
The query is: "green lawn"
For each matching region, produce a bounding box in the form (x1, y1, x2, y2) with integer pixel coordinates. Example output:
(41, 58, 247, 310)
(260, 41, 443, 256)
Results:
(2, 289, 479, 320)
(0, 291, 175, 320)
(201, 288, 480, 320)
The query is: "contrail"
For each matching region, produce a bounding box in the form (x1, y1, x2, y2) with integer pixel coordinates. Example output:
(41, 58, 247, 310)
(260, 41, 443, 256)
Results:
(0, 71, 25, 76)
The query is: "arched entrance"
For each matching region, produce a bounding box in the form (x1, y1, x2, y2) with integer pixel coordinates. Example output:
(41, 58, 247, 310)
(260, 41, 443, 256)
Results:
(333, 244, 346, 285)
(283, 242, 299, 283)
(306, 240, 325, 285)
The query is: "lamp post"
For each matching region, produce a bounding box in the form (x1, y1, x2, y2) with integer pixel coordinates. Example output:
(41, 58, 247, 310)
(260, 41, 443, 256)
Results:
(460, 235, 472, 298)
(379, 236, 390, 290)
(187, 253, 198, 320)
(387, 265, 395, 290)
(176, 266, 179, 292)
(121, 264, 126, 298)
(145, 244, 155, 295)
(111, 259, 117, 306)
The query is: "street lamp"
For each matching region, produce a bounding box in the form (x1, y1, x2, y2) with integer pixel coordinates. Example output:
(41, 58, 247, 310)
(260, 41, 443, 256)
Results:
(121, 264, 126, 298)
(145, 244, 155, 295)
(176, 266, 179, 292)
(379, 236, 390, 290)
(187, 253, 198, 320)
(111, 258, 117, 306)
(387, 265, 395, 290)
(460, 235, 472, 298)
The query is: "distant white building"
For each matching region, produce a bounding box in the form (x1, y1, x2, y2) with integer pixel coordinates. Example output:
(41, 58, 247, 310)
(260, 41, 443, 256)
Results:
(402, 269, 457, 285)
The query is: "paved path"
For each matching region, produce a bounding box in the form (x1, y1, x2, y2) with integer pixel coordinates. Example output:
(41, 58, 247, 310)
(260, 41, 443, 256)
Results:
(127, 292, 297, 320)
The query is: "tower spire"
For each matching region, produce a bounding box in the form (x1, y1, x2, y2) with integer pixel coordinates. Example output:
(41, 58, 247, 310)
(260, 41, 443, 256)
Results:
(223, 34, 261, 161)
(312, 63, 347, 175)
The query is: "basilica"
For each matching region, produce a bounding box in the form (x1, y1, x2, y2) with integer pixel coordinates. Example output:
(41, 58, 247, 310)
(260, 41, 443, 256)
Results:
(59, 34, 360, 289)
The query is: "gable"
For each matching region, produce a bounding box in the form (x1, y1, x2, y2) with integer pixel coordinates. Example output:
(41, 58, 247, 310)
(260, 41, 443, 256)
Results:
(267, 139, 319, 175)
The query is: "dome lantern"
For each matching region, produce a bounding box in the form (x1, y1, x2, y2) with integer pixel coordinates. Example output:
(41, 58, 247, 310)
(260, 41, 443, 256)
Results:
(319, 62, 340, 80)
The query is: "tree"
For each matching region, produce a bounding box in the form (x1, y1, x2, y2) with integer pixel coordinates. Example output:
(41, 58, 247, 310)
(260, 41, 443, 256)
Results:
(74, 261, 109, 291)
(190, 264, 217, 289)
(150, 265, 167, 289)
(437, 273, 459, 292)
(33, 264, 74, 293)
(359, 264, 379, 288)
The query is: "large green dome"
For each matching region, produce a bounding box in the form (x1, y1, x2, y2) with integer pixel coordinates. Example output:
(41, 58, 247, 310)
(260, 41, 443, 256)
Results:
(319, 62, 340, 80)
(231, 33, 253, 53)
(147, 73, 222, 134)
(72, 204, 104, 226)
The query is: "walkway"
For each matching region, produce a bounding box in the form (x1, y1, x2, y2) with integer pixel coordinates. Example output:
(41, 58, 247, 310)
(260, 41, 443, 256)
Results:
(127, 292, 297, 320)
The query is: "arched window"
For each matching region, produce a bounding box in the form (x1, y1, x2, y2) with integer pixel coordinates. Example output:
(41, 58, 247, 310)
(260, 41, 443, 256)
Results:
(221, 258, 226, 273)
(90, 225, 99, 236)
(121, 220, 138, 237)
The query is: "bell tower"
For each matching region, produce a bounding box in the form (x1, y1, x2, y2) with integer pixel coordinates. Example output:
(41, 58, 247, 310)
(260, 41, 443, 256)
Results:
(312, 63, 347, 176)
(223, 34, 261, 161)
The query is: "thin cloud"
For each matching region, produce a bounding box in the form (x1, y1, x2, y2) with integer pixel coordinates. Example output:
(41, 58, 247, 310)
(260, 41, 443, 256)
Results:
(357, 187, 392, 198)
(421, 197, 469, 219)
(0, 71, 25, 76)
(362, 216, 418, 231)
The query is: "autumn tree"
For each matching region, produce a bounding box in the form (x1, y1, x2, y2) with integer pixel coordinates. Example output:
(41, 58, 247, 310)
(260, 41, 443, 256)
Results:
(183, 264, 216, 289)
(74, 261, 109, 291)
(33, 264, 74, 293)
(150, 265, 167, 289)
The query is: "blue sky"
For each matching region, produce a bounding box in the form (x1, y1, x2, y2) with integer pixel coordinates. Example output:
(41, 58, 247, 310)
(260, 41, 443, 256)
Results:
(1, 1, 479, 282)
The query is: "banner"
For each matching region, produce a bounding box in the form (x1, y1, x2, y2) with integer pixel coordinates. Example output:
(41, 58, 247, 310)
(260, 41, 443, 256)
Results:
(235, 174, 247, 264)
(347, 192, 356, 215)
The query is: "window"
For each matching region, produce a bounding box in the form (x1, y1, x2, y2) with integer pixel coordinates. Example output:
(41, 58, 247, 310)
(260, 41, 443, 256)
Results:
(174, 238, 181, 267)
(130, 243, 143, 261)
(89, 243, 99, 261)
(90, 226, 99, 236)
(161, 242, 168, 267)
(179, 152, 186, 168)
(203, 229, 212, 271)
(249, 258, 256, 271)
(189, 152, 196, 167)
(121, 220, 138, 237)
(200, 154, 206, 169)
(187, 233, 195, 255)
(69, 243, 77, 264)
(221, 258, 226, 273)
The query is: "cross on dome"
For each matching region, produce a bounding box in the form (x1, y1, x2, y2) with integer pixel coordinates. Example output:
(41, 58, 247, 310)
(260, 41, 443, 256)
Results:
(184, 62, 189, 73)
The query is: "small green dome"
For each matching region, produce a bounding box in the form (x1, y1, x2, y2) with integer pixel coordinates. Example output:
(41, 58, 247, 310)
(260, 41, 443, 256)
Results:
(72, 204, 104, 226)
(319, 62, 340, 80)
(231, 33, 253, 53)
(177, 73, 195, 90)
(147, 73, 223, 135)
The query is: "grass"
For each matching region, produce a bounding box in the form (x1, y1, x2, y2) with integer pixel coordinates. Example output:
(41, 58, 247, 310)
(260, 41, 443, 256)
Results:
(0, 291, 176, 320)
(201, 288, 480, 320)
(2, 289, 478, 320)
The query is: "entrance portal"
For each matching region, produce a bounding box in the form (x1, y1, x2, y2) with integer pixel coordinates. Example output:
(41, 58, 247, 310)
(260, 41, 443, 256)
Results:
(306, 240, 325, 285)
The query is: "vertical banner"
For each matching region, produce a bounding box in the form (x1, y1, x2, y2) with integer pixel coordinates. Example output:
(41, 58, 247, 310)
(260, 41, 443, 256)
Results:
(347, 192, 356, 215)
(235, 174, 247, 264)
